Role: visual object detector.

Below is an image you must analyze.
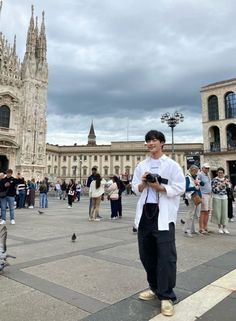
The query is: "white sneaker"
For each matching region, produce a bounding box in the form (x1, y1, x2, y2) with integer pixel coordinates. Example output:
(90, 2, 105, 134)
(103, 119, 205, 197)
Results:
(10, 219, 15, 225)
(223, 228, 230, 234)
(218, 228, 224, 234)
(67, 206, 72, 208)
(0, 220, 6, 225)
(94, 218, 101, 221)
(28, 206, 34, 209)
(229, 218, 234, 222)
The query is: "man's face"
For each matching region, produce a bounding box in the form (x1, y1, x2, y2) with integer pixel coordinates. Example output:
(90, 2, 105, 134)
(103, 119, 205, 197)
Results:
(202, 167, 210, 174)
(146, 138, 164, 155)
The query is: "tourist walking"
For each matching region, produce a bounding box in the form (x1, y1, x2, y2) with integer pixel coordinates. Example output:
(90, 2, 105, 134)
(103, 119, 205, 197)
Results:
(87, 167, 98, 217)
(61, 180, 67, 200)
(107, 176, 120, 219)
(225, 176, 235, 222)
(76, 181, 82, 202)
(17, 176, 27, 209)
(27, 178, 36, 208)
(0, 169, 18, 225)
(89, 174, 105, 221)
(184, 165, 203, 237)
(67, 179, 76, 208)
(39, 180, 48, 208)
(211, 167, 230, 234)
(131, 130, 185, 317)
(198, 163, 212, 234)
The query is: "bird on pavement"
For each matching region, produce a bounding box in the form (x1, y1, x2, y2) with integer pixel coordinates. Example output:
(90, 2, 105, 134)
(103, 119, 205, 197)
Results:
(71, 233, 77, 242)
(38, 210, 44, 214)
(180, 219, 185, 225)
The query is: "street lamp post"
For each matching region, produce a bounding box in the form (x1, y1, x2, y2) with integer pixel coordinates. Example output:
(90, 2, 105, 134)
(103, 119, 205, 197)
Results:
(79, 160, 82, 183)
(161, 111, 184, 160)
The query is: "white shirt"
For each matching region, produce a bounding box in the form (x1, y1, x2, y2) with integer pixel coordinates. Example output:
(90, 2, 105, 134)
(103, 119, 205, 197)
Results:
(132, 154, 185, 230)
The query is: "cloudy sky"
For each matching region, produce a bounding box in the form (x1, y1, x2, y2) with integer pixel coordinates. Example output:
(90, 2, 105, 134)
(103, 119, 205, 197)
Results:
(1, 0, 236, 145)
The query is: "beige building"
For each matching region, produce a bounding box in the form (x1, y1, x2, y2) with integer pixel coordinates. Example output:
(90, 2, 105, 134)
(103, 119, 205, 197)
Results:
(46, 123, 203, 183)
(0, 6, 48, 180)
(201, 78, 236, 185)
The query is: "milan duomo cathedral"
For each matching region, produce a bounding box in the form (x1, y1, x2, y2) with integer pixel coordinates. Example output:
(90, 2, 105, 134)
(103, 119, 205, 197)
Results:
(0, 5, 48, 179)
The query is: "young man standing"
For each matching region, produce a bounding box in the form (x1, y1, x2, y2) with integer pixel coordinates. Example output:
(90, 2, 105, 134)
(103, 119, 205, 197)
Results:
(132, 130, 185, 317)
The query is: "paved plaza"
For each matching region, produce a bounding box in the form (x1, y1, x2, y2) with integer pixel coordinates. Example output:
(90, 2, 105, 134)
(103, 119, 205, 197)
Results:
(0, 194, 236, 321)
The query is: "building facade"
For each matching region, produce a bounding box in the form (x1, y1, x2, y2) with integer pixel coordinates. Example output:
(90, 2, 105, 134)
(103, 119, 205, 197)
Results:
(0, 6, 48, 180)
(46, 123, 203, 183)
(201, 78, 236, 185)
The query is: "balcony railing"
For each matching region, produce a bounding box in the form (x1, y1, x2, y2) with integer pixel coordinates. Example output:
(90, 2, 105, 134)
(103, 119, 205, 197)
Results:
(204, 144, 236, 153)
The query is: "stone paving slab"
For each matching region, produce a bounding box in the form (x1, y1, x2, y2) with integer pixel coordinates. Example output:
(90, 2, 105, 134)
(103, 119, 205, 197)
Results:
(0, 196, 236, 321)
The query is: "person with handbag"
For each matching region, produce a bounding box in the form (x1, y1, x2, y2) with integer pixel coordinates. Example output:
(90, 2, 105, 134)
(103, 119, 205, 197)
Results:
(67, 179, 76, 208)
(89, 174, 105, 221)
(211, 167, 230, 234)
(106, 176, 120, 220)
(184, 165, 204, 237)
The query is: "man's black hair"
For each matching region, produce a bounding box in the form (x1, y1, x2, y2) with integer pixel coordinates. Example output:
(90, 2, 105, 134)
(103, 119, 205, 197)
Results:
(145, 130, 166, 143)
(92, 167, 97, 171)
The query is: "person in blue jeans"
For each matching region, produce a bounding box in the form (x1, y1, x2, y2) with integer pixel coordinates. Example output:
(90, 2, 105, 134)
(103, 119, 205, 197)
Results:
(17, 177, 27, 209)
(0, 169, 19, 225)
(39, 180, 48, 208)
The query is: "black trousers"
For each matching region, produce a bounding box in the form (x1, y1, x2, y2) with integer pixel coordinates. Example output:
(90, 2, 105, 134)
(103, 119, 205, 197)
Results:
(138, 203, 177, 301)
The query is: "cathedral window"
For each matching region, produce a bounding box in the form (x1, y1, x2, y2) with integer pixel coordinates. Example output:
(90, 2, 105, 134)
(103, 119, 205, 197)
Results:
(208, 95, 219, 121)
(225, 92, 236, 119)
(0, 105, 10, 128)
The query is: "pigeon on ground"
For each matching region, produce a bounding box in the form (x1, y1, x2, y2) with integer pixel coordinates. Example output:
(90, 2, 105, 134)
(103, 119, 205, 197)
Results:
(71, 233, 77, 242)
(180, 219, 185, 225)
(0, 225, 15, 272)
(38, 210, 44, 214)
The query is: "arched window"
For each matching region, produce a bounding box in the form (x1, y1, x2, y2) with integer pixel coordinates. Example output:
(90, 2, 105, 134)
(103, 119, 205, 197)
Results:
(208, 126, 221, 152)
(226, 123, 236, 150)
(208, 95, 219, 121)
(225, 92, 236, 118)
(0, 105, 10, 128)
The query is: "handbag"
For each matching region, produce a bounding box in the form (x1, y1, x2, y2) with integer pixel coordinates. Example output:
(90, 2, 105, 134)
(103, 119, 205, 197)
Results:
(68, 190, 75, 196)
(191, 192, 202, 206)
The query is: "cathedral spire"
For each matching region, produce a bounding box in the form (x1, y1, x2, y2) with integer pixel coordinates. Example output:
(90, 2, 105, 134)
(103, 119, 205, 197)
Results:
(13, 35, 16, 55)
(24, 5, 36, 59)
(38, 10, 47, 63)
(87, 121, 96, 146)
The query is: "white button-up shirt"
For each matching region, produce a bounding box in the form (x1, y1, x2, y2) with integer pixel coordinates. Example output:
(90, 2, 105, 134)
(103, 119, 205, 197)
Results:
(132, 155, 185, 230)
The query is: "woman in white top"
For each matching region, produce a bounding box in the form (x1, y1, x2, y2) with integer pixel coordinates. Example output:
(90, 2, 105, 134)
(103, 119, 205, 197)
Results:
(89, 174, 105, 221)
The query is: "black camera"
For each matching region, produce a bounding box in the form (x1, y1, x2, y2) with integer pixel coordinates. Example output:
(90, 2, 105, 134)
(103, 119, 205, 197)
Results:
(146, 173, 168, 184)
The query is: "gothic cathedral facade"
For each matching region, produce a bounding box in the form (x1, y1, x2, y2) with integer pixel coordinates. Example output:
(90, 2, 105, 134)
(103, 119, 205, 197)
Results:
(0, 6, 48, 180)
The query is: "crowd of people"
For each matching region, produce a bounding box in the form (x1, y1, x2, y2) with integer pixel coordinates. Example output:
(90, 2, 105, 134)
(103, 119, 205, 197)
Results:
(182, 163, 235, 237)
(0, 170, 53, 224)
